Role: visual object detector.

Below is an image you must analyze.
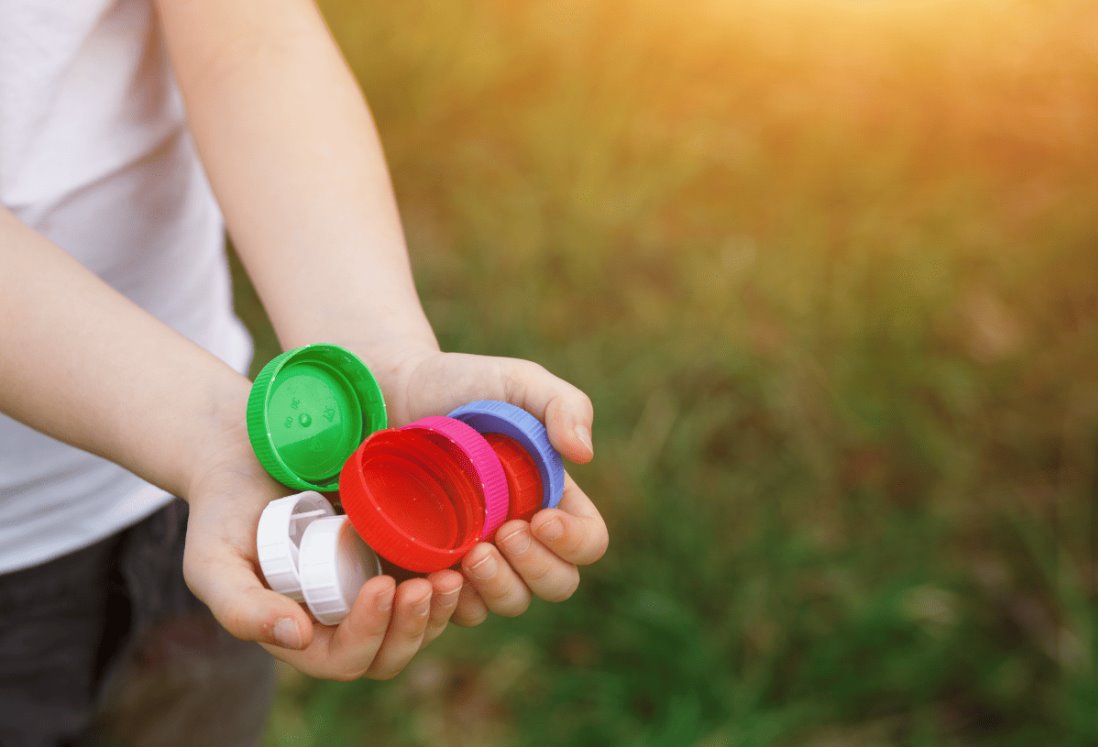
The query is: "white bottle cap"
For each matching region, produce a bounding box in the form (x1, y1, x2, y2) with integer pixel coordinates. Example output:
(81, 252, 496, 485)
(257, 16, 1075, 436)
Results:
(299, 515, 383, 626)
(256, 491, 336, 602)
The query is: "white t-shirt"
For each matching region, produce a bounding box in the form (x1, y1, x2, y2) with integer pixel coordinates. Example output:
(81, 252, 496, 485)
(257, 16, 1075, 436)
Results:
(0, 0, 252, 572)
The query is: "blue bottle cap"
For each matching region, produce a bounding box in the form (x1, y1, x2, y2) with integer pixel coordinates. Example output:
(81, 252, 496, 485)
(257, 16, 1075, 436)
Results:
(447, 400, 565, 509)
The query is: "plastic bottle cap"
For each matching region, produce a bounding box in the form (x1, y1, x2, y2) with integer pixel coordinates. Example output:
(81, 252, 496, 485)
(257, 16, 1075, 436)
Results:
(298, 515, 382, 626)
(247, 344, 387, 491)
(484, 433, 544, 524)
(339, 428, 482, 573)
(448, 400, 565, 509)
(256, 491, 336, 601)
(400, 416, 508, 539)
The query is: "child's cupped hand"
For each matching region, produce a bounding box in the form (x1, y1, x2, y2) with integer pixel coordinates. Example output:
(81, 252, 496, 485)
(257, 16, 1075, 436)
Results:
(380, 348, 608, 627)
(181, 348, 608, 681)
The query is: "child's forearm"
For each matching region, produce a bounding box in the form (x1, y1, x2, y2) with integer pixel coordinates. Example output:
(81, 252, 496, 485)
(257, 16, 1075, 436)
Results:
(155, 0, 439, 369)
(0, 208, 249, 500)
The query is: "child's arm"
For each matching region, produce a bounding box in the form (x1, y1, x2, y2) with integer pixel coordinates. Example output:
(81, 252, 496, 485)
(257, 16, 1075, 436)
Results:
(0, 208, 244, 502)
(154, 0, 608, 644)
(0, 208, 466, 679)
(153, 0, 437, 367)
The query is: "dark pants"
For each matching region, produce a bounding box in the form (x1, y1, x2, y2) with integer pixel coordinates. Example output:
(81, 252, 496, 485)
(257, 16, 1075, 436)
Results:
(0, 500, 275, 747)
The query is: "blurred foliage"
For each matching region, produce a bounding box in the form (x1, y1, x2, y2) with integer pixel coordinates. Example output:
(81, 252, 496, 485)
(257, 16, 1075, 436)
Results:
(245, 0, 1098, 744)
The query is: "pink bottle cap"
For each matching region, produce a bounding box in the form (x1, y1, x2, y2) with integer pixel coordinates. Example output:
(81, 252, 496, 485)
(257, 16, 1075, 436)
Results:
(400, 416, 509, 539)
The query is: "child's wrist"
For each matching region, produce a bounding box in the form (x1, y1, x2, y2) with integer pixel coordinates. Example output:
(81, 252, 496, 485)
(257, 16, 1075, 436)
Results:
(180, 372, 258, 503)
(328, 337, 439, 408)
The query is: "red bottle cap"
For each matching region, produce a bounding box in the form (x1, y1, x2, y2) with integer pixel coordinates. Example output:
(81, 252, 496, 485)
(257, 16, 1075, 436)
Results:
(400, 416, 509, 539)
(339, 429, 481, 573)
(484, 433, 543, 524)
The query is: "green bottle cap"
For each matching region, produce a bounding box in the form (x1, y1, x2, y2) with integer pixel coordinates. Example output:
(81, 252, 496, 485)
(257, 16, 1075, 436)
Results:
(247, 344, 387, 491)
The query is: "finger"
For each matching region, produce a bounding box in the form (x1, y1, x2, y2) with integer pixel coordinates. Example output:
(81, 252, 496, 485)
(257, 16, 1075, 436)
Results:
(496, 521, 580, 602)
(183, 545, 313, 651)
(499, 359, 595, 464)
(423, 570, 463, 645)
(365, 578, 434, 680)
(461, 543, 532, 617)
(324, 575, 397, 675)
(266, 574, 396, 681)
(529, 475, 609, 566)
(451, 581, 489, 627)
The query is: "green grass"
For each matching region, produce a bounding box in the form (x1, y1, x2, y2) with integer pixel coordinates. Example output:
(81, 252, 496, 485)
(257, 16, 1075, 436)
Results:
(251, 1, 1098, 744)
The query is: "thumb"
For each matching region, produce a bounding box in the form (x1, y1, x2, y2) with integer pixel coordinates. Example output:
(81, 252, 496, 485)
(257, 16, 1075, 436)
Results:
(184, 549, 314, 650)
(404, 354, 595, 463)
(499, 359, 594, 464)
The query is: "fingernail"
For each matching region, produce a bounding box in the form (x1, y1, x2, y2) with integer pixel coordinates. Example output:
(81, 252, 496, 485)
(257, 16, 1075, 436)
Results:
(574, 425, 594, 454)
(537, 517, 564, 542)
(273, 617, 302, 649)
(500, 528, 532, 555)
(414, 593, 432, 616)
(469, 553, 497, 580)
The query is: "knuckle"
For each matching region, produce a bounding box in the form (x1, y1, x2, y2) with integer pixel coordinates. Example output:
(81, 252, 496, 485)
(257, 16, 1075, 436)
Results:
(453, 609, 489, 628)
(429, 603, 458, 629)
(522, 560, 556, 586)
(437, 590, 463, 610)
(564, 530, 589, 558)
(368, 667, 402, 682)
(423, 622, 446, 643)
(585, 531, 610, 564)
(503, 360, 541, 401)
(519, 360, 549, 379)
(399, 622, 428, 644)
(220, 605, 252, 639)
(500, 359, 521, 388)
(487, 582, 531, 617)
(482, 579, 519, 605)
(493, 597, 531, 618)
(533, 566, 579, 601)
(362, 618, 391, 639)
(578, 390, 594, 416)
(542, 573, 581, 603)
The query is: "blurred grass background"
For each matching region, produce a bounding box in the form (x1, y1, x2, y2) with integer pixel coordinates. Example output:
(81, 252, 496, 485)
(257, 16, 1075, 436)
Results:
(241, 0, 1098, 744)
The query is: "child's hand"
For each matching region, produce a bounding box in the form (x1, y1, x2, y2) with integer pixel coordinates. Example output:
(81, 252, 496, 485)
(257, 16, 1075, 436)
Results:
(182, 414, 467, 681)
(366, 347, 609, 627)
(181, 348, 607, 680)
(452, 474, 608, 626)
